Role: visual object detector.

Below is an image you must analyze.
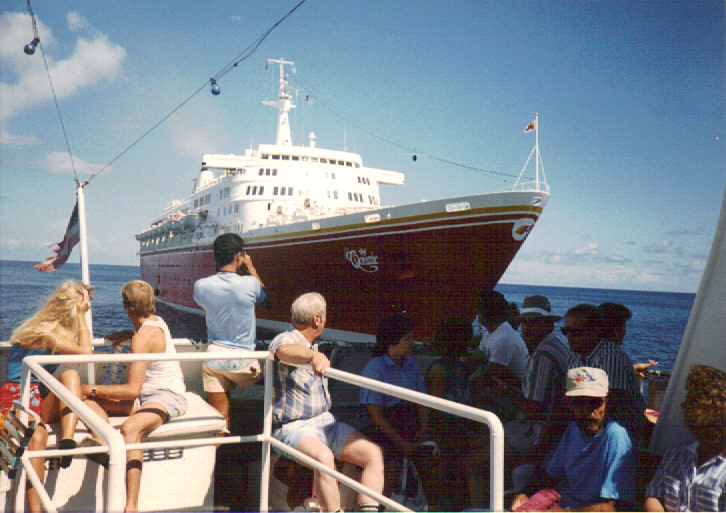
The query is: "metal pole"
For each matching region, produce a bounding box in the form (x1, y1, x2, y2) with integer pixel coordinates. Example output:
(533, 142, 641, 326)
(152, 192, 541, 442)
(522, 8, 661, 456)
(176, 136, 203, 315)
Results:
(76, 182, 95, 386)
(259, 357, 274, 513)
(76, 182, 93, 335)
(535, 112, 540, 191)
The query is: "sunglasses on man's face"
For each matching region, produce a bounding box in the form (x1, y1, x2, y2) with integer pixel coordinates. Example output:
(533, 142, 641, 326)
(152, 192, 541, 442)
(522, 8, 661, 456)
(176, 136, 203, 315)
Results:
(567, 396, 605, 410)
(560, 326, 589, 337)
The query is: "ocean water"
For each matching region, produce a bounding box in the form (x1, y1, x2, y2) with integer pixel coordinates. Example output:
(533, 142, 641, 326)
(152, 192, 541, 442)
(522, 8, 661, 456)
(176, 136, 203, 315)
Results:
(0, 260, 695, 373)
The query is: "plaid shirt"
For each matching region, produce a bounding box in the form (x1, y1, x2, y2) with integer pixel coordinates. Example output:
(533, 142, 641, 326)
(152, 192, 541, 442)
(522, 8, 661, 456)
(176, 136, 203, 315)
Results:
(269, 329, 331, 424)
(646, 440, 726, 511)
(568, 339, 646, 440)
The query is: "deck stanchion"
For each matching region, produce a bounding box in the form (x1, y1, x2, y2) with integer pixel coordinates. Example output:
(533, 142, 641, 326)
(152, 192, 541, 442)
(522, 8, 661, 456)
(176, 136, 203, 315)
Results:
(259, 356, 274, 513)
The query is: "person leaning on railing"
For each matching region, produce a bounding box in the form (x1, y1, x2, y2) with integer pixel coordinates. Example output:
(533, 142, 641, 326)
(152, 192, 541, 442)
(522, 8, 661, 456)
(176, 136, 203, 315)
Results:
(268, 292, 384, 513)
(0, 280, 93, 513)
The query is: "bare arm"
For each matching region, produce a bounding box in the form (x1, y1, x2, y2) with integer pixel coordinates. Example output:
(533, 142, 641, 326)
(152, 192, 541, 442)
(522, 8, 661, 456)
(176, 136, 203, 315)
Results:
(644, 497, 665, 512)
(366, 403, 418, 455)
(81, 324, 162, 401)
(274, 343, 329, 375)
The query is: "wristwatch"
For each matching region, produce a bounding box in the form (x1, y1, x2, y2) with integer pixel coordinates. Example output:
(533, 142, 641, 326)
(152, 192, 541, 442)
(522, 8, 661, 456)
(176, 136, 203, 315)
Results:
(91, 387, 97, 398)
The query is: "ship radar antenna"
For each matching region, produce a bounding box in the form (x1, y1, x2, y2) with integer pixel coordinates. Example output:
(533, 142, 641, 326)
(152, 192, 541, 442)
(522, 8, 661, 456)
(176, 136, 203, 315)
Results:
(263, 58, 296, 145)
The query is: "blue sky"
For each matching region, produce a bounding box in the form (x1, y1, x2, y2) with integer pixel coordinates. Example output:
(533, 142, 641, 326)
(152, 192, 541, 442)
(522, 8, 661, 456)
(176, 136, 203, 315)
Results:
(1, 1, 723, 293)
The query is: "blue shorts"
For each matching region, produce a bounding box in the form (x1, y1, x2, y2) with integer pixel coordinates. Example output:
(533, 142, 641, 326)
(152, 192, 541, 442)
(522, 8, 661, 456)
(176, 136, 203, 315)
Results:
(273, 411, 356, 459)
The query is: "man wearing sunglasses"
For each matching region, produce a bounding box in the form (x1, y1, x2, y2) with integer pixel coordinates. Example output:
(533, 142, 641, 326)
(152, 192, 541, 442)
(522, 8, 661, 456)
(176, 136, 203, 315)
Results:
(511, 367, 636, 511)
(562, 304, 646, 445)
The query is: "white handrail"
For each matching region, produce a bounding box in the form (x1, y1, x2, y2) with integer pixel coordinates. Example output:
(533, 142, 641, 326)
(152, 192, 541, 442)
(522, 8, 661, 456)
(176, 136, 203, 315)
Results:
(20, 358, 127, 513)
(13, 348, 504, 512)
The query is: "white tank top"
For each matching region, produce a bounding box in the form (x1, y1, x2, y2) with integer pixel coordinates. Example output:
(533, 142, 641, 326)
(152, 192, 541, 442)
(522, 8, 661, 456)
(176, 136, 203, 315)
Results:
(140, 317, 186, 395)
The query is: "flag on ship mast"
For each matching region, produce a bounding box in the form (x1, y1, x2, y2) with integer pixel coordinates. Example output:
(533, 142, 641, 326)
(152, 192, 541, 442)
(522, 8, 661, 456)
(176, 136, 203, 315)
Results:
(524, 119, 536, 133)
(34, 200, 80, 272)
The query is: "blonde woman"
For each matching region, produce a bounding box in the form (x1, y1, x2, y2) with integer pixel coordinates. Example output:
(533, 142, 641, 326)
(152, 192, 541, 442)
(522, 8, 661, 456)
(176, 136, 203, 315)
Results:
(0, 279, 93, 512)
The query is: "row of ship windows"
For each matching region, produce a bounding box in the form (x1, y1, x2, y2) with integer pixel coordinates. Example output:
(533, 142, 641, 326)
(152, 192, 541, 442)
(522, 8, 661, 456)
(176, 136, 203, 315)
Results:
(260, 154, 361, 167)
(195, 186, 379, 210)
(246, 185, 295, 196)
(349, 192, 379, 205)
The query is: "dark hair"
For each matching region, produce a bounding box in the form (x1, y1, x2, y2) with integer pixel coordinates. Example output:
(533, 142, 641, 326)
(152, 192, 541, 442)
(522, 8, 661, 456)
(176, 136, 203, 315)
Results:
(565, 304, 601, 328)
(373, 314, 414, 357)
(213, 233, 244, 268)
(478, 289, 509, 325)
(435, 317, 472, 356)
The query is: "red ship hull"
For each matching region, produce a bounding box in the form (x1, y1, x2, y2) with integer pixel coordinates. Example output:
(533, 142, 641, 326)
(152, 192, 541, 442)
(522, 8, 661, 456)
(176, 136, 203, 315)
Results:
(140, 192, 545, 341)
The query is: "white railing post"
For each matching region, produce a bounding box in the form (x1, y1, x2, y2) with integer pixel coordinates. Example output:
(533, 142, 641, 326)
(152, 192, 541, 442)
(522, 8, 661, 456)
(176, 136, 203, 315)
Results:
(10, 347, 504, 512)
(259, 356, 274, 513)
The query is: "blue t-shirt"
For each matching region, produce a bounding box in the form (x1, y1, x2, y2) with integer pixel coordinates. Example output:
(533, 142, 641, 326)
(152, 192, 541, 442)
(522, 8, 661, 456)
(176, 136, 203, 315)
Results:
(6, 344, 58, 383)
(194, 272, 267, 370)
(358, 354, 425, 429)
(546, 419, 635, 509)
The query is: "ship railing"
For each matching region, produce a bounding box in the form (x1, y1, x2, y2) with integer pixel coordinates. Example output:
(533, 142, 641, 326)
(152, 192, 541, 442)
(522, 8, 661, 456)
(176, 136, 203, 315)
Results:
(13, 350, 504, 513)
(511, 179, 550, 194)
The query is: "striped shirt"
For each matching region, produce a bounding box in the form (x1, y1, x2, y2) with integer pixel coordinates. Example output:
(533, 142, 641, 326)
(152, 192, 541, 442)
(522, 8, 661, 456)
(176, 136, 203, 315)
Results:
(523, 331, 569, 405)
(646, 440, 726, 511)
(568, 339, 646, 440)
(269, 330, 331, 424)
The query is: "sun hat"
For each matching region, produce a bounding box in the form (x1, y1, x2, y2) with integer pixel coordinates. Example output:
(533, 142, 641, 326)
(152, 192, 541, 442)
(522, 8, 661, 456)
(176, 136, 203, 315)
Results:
(566, 367, 609, 397)
(519, 295, 561, 321)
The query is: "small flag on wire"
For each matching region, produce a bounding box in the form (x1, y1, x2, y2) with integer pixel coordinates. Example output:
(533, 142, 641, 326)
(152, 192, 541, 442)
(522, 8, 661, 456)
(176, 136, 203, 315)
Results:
(34, 201, 79, 272)
(524, 119, 536, 133)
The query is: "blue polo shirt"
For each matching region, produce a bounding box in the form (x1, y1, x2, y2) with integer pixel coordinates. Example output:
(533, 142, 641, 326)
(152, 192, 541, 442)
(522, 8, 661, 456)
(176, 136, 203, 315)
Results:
(358, 354, 425, 429)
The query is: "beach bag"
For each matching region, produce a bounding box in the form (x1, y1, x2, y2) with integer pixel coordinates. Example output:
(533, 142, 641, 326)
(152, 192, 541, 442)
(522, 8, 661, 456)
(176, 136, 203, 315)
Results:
(391, 456, 428, 512)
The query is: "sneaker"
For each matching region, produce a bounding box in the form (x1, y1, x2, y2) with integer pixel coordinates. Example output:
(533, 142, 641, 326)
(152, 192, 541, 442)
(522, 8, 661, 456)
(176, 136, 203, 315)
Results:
(80, 437, 109, 468)
(58, 438, 77, 469)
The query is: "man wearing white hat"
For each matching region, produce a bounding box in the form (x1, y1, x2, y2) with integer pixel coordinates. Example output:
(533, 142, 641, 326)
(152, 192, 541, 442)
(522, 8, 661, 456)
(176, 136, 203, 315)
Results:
(500, 295, 570, 463)
(511, 367, 636, 511)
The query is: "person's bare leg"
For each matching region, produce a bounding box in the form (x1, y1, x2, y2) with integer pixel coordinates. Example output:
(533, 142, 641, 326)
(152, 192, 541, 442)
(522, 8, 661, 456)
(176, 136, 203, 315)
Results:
(339, 431, 384, 510)
(25, 424, 48, 513)
(58, 369, 82, 438)
(205, 391, 230, 430)
(119, 404, 166, 513)
(295, 436, 340, 512)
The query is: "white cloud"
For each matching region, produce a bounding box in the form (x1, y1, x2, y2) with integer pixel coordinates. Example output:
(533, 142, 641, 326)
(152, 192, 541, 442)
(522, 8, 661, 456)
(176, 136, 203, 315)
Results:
(573, 242, 599, 255)
(0, 11, 126, 123)
(41, 151, 110, 176)
(0, 127, 39, 145)
(0, 238, 23, 250)
(643, 239, 683, 255)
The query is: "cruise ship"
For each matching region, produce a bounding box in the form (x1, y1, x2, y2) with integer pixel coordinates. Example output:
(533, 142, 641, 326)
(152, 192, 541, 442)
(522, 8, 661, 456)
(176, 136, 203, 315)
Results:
(136, 58, 549, 340)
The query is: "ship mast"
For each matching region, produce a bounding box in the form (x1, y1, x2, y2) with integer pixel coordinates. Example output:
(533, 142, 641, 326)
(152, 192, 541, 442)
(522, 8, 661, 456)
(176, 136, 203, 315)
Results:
(263, 58, 296, 146)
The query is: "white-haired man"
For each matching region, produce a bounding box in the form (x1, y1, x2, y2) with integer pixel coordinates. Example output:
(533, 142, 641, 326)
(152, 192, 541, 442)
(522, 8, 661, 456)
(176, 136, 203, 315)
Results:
(269, 292, 384, 513)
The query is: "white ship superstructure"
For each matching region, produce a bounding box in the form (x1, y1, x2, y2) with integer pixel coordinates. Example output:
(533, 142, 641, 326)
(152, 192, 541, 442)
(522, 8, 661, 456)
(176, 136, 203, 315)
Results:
(137, 58, 403, 252)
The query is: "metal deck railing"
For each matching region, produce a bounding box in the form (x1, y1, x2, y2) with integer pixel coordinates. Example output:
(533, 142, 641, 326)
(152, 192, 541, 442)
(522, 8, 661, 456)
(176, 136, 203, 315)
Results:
(8, 349, 504, 512)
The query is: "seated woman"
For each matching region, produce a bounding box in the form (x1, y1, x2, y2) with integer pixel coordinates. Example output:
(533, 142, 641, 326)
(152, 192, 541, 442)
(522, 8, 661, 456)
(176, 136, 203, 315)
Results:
(358, 314, 433, 498)
(426, 317, 486, 510)
(0, 280, 93, 513)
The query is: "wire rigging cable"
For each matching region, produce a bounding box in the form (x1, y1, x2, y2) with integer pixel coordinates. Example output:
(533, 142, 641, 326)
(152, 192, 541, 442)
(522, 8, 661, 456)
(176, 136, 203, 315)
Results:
(292, 73, 528, 183)
(81, 0, 309, 185)
(26, 0, 81, 184)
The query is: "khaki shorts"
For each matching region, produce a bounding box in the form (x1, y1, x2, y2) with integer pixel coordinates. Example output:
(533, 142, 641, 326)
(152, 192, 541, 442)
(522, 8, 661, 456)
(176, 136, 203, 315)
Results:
(202, 344, 262, 393)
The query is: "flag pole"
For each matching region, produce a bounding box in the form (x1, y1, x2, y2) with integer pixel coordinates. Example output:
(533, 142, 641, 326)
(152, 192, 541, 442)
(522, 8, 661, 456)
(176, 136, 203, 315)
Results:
(76, 180, 93, 336)
(535, 112, 540, 191)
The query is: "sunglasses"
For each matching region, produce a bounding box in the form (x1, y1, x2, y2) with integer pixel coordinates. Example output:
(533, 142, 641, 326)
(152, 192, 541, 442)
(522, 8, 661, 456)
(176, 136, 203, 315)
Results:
(560, 326, 589, 337)
(567, 396, 605, 409)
